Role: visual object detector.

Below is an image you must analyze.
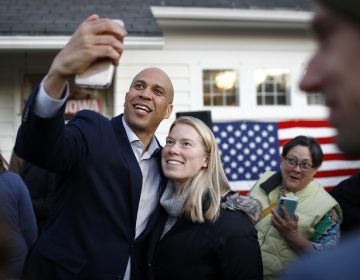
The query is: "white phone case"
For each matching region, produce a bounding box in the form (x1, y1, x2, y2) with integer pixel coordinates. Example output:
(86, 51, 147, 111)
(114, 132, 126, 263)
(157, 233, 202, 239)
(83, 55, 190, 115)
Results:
(74, 19, 124, 89)
(75, 60, 115, 89)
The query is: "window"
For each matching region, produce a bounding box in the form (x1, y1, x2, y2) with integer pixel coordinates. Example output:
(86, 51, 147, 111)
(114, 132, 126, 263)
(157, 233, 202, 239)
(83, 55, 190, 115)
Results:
(203, 69, 238, 106)
(255, 68, 290, 105)
(307, 93, 325, 105)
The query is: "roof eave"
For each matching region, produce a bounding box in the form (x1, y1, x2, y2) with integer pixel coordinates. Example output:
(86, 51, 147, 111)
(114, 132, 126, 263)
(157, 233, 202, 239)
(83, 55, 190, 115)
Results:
(150, 6, 313, 29)
(0, 36, 164, 50)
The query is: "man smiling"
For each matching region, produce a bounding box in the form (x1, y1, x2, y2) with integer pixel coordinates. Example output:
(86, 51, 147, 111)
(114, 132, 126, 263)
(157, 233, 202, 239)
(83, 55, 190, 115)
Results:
(15, 15, 174, 280)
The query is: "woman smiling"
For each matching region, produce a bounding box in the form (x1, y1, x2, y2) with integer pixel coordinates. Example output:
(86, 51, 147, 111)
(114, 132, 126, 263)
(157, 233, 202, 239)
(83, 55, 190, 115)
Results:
(249, 135, 342, 280)
(147, 116, 263, 280)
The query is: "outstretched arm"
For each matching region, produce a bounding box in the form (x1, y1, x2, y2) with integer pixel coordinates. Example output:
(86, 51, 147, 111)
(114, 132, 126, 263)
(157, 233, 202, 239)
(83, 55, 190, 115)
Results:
(45, 14, 127, 99)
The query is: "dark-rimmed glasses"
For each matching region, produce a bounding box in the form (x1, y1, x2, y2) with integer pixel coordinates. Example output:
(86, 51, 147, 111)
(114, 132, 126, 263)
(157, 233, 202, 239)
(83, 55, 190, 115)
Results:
(284, 157, 313, 171)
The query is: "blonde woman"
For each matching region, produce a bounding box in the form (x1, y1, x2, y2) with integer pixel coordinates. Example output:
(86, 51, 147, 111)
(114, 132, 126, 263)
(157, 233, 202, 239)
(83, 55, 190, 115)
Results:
(147, 116, 262, 280)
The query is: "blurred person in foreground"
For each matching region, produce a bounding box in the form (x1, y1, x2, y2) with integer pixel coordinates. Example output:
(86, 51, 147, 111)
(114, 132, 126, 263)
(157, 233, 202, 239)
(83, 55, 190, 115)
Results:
(0, 213, 10, 280)
(330, 172, 360, 236)
(9, 150, 57, 234)
(0, 151, 37, 279)
(281, 0, 360, 279)
(249, 136, 342, 280)
(146, 116, 263, 280)
(14, 14, 174, 280)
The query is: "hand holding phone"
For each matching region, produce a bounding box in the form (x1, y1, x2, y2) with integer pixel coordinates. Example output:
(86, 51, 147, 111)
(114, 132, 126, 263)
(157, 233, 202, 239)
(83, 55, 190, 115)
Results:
(276, 196, 298, 219)
(75, 19, 124, 89)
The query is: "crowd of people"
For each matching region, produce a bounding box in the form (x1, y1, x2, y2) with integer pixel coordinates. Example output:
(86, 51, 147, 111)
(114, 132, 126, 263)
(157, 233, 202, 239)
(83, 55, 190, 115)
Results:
(1, 0, 360, 279)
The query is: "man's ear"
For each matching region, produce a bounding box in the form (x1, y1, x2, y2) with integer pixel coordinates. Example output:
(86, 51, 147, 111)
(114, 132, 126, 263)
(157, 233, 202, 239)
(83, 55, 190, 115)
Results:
(164, 104, 173, 119)
(123, 91, 129, 107)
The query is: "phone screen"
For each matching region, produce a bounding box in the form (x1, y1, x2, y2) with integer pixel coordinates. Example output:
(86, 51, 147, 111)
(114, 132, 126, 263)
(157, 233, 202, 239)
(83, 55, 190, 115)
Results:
(276, 197, 298, 218)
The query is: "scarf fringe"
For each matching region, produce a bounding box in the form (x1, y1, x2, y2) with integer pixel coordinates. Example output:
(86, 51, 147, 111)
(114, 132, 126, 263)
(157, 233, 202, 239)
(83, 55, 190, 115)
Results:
(221, 193, 262, 223)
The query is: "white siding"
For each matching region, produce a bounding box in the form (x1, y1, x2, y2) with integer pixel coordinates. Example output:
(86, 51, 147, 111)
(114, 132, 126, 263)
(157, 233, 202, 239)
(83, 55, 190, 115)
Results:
(0, 53, 53, 161)
(114, 28, 325, 144)
(0, 58, 18, 161)
(0, 26, 325, 150)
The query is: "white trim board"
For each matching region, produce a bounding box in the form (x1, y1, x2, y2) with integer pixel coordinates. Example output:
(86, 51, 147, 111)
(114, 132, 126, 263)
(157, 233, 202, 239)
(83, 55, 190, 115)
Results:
(151, 6, 313, 29)
(0, 36, 164, 50)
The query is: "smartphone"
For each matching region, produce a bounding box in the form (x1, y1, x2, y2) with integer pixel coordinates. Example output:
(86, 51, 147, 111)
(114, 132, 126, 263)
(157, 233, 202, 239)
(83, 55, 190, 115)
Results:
(75, 19, 124, 89)
(276, 196, 298, 218)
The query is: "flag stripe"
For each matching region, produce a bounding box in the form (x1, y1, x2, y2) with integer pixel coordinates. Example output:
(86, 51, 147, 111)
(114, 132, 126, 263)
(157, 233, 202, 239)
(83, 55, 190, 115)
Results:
(278, 127, 337, 140)
(213, 119, 360, 193)
(279, 120, 332, 128)
(315, 169, 358, 178)
(323, 154, 360, 161)
(320, 160, 360, 170)
(279, 136, 336, 146)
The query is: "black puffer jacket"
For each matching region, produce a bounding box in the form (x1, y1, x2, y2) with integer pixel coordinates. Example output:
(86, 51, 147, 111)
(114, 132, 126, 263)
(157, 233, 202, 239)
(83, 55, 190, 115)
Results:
(147, 192, 263, 280)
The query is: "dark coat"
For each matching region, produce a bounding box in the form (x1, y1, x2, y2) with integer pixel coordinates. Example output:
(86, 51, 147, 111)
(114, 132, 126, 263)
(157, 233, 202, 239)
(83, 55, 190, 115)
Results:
(330, 172, 360, 235)
(20, 161, 58, 232)
(0, 171, 37, 278)
(14, 87, 166, 279)
(147, 194, 263, 280)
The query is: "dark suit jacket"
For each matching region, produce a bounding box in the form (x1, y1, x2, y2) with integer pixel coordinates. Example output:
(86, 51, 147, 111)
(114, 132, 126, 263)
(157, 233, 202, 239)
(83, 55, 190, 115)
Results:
(20, 161, 58, 232)
(14, 87, 166, 279)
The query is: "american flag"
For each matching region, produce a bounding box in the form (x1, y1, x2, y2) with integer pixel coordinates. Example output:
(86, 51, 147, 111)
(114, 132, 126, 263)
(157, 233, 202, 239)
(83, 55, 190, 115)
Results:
(213, 119, 360, 194)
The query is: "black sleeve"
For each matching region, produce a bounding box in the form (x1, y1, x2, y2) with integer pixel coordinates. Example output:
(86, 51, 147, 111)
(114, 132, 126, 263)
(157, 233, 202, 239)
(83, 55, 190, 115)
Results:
(330, 173, 360, 234)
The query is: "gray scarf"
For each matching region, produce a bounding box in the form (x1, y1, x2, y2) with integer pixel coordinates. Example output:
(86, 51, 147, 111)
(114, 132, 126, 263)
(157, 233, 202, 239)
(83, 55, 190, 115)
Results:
(160, 181, 190, 218)
(160, 181, 190, 237)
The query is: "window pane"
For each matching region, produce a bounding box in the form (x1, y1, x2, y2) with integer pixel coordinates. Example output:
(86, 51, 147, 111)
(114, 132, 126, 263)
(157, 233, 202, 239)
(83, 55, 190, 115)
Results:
(255, 68, 290, 106)
(277, 79, 287, 93)
(203, 83, 210, 93)
(265, 82, 274, 93)
(265, 95, 274, 105)
(277, 94, 287, 105)
(214, 95, 223, 106)
(203, 70, 210, 81)
(203, 94, 211, 106)
(226, 95, 236, 106)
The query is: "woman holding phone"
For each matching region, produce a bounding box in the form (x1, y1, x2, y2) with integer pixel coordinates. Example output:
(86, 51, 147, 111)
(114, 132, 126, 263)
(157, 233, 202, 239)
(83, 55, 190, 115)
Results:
(248, 135, 342, 280)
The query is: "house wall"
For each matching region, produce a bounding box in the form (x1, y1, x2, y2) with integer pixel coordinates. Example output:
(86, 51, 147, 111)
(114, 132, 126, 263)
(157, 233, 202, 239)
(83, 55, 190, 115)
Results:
(0, 27, 323, 160)
(0, 56, 19, 161)
(0, 52, 53, 161)
(115, 27, 325, 144)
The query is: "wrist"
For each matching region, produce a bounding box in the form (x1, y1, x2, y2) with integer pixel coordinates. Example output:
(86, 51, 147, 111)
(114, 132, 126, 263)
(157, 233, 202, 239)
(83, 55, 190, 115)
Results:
(44, 69, 69, 99)
(283, 230, 299, 242)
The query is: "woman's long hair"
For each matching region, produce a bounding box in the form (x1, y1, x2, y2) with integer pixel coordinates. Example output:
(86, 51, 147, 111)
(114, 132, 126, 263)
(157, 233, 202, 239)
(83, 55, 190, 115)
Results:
(169, 116, 230, 223)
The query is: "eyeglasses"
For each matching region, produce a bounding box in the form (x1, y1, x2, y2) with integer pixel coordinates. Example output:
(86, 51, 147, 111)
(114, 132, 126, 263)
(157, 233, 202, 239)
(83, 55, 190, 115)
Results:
(284, 157, 313, 171)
